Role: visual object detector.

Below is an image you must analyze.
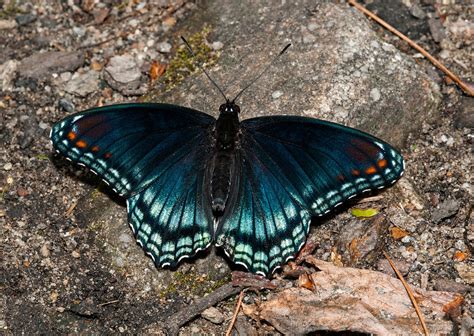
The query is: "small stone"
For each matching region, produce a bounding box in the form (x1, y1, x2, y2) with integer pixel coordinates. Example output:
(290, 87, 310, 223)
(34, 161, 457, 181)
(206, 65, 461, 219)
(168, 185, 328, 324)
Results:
(93, 8, 110, 25)
(57, 307, 65, 313)
(272, 90, 283, 99)
(454, 96, 474, 129)
(162, 16, 176, 29)
(19, 51, 85, 80)
(0, 60, 19, 91)
(0, 19, 17, 30)
(431, 199, 460, 223)
(157, 41, 172, 53)
(104, 55, 143, 95)
(40, 244, 50, 258)
(3, 163, 12, 171)
(409, 5, 426, 20)
(65, 70, 99, 97)
(302, 29, 316, 44)
(72, 250, 80, 258)
(370, 88, 381, 102)
(17, 187, 29, 197)
(201, 306, 225, 324)
(377, 259, 410, 276)
(428, 18, 446, 43)
(433, 279, 471, 294)
(119, 233, 132, 243)
(118, 326, 125, 333)
(308, 22, 318, 32)
(454, 263, 474, 285)
(58, 98, 75, 113)
(211, 41, 224, 51)
(15, 14, 37, 26)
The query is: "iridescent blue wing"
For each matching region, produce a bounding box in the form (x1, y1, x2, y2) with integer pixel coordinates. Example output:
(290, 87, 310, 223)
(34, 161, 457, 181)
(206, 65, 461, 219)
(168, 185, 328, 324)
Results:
(216, 116, 404, 275)
(51, 103, 216, 267)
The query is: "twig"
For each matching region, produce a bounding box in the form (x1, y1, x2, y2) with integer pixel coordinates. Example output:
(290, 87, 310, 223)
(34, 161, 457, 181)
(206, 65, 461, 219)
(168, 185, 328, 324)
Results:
(347, 0, 474, 97)
(98, 299, 119, 307)
(225, 289, 246, 336)
(165, 282, 242, 336)
(65, 200, 78, 217)
(383, 251, 429, 336)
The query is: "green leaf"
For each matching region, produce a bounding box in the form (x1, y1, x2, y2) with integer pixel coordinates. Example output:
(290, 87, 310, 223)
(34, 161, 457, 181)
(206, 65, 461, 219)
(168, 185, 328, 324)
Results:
(351, 208, 379, 218)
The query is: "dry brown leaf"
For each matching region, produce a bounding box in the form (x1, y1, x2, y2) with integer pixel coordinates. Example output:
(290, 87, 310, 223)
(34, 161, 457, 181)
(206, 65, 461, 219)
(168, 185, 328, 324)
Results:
(453, 250, 467, 262)
(390, 226, 408, 240)
(150, 61, 167, 82)
(245, 258, 459, 335)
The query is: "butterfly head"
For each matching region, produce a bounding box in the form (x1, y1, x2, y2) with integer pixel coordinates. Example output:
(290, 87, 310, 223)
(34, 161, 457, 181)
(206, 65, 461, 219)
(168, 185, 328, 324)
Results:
(219, 101, 240, 116)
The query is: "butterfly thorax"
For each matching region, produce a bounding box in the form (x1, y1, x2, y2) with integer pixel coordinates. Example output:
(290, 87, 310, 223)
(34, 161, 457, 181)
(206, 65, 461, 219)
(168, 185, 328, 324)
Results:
(209, 102, 241, 214)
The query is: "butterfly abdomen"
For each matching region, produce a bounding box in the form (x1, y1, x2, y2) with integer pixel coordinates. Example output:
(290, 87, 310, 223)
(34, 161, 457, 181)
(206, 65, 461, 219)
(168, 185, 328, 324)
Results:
(209, 108, 241, 214)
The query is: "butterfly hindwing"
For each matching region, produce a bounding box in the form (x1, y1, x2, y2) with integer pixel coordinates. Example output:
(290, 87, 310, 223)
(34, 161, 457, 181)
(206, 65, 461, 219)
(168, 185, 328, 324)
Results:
(127, 131, 214, 267)
(50, 103, 215, 197)
(216, 133, 312, 276)
(51, 103, 216, 266)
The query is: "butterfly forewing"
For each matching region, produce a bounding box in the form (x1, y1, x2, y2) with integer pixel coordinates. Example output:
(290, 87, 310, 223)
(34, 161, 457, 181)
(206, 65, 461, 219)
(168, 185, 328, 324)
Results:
(51, 103, 215, 196)
(241, 116, 404, 216)
(51, 103, 216, 266)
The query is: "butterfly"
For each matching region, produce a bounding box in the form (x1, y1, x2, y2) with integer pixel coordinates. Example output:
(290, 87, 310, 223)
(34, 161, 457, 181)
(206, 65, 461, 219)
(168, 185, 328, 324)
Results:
(50, 41, 404, 276)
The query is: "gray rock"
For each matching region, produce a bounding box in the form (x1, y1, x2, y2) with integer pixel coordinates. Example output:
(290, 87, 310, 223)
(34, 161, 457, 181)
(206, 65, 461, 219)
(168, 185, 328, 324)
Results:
(431, 199, 460, 224)
(428, 18, 446, 43)
(19, 51, 85, 81)
(150, 1, 441, 148)
(58, 98, 75, 113)
(157, 41, 172, 53)
(104, 55, 144, 95)
(409, 5, 426, 20)
(15, 14, 37, 26)
(0, 19, 17, 30)
(0, 60, 18, 91)
(201, 306, 225, 324)
(64, 70, 99, 97)
(454, 96, 474, 129)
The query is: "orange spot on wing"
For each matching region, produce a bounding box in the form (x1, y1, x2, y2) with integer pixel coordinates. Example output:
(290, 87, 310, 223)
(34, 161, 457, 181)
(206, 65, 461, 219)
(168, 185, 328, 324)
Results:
(104, 152, 112, 159)
(352, 169, 360, 176)
(76, 140, 87, 148)
(365, 166, 377, 174)
(67, 131, 76, 140)
(377, 159, 387, 168)
(337, 174, 345, 181)
(91, 145, 100, 152)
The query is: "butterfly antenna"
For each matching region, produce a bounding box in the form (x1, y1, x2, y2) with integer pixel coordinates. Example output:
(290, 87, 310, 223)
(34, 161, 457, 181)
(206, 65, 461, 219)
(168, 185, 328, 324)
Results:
(180, 36, 228, 102)
(232, 43, 291, 103)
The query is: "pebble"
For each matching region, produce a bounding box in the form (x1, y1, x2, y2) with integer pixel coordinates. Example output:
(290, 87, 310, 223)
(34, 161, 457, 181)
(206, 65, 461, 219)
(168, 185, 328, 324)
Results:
(15, 14, 37, 26)
(0, 60, 19, 91)
(272, 90, 283, 99)
(19, 51, 85, 80)
(3, 163, 12, 171)
(104, 55, 143, 94)
(71, 250, 80, 258)
(65, 70, 99, 97)
(431, 199, 460, 224)
(370, 88, 381, 102)
(201, 306, 225, 324)
(211, 41, 224, 51)
(0, 19, 17, 30)
(409, 5, 426, 20)
(157, 41, 172, 53)
(40, 244, 50, 258)
(58, 98, 75, 113)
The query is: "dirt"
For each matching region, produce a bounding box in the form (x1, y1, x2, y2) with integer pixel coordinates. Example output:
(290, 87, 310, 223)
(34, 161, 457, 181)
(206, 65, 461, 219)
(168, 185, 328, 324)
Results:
(1, 0, 472, 335)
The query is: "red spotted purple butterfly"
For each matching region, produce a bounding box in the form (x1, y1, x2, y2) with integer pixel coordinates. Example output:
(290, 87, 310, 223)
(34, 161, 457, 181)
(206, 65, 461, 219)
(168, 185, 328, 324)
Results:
(51, 39, 404, 276)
